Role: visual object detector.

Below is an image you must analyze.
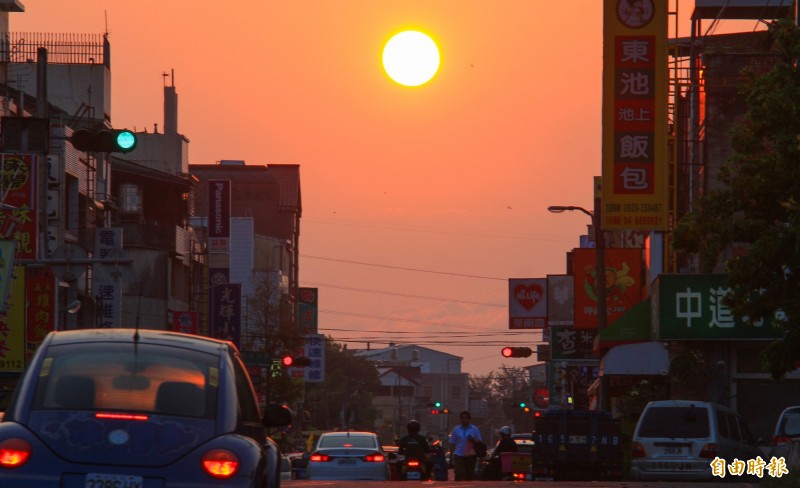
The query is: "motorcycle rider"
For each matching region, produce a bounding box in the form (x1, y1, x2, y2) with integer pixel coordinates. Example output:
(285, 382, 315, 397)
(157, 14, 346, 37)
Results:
(397, 420, 430, 479)
(481, 425, 518, 480)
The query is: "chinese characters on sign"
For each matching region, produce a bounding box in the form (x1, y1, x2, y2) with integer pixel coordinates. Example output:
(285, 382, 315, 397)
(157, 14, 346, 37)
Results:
(0, 266, 25, 372)
(653, 274, 785, 340)
(210, 283, 241, 349)
(508, 278, 547, 329)
(173, 311, 198, 335)
(288, 334, 325, 383)
(298, 287, 319, 334)
(602, 0, 668, 230)
(550, 326, 598, 360)
(25, 266, 55, 356)
(572, 248, 643, 328)
(0, 155, 38, 258)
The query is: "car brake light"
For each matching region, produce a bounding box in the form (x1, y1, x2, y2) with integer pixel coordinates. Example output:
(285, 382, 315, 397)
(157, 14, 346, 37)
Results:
(772, 435, 793, 446)
(0, 438, 32, 468)
(96, 412, 149, 421)
(512, 472, 526, 480)
(631, 441, 646, 458)
(201, 449, 239, 479)
(699, 443, 718, 459)
(310, 453, 331, 462)
(406, 459, 420, 467)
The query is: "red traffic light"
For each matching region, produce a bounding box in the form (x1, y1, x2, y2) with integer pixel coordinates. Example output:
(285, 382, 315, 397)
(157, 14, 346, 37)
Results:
(282, 355, 312, 367)
(501, 346, 533, 358)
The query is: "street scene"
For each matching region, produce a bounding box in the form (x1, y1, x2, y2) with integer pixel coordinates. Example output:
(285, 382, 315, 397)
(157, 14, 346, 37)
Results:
(0, 0, 799, 486)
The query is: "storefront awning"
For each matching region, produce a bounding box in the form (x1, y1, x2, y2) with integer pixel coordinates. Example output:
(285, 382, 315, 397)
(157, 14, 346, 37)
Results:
(600, 341, 669, 376)
(598, 297, 651, 348)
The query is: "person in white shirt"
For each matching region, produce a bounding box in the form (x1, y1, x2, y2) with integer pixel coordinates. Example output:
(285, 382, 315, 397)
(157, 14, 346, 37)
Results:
(448, 410, 483, 481)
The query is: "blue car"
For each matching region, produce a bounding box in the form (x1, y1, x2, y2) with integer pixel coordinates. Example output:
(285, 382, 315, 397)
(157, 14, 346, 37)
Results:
(0, 329, 292, 487)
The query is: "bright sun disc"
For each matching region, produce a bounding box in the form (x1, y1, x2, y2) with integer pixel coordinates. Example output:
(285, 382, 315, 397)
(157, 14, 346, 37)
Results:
(383, 31, 440, 87)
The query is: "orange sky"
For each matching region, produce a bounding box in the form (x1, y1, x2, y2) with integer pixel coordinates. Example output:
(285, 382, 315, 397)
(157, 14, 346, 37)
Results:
(14, 1, 760, 376)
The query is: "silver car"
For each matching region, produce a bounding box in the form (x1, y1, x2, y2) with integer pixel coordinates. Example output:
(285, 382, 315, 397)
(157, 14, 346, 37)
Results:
(306, 431, 390, 480)
(770, 406, 800, 460)
(630, 400, 763, 481)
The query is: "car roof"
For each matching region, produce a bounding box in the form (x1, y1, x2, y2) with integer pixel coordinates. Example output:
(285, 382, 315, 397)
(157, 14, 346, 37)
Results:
(44, 328, 232, 356)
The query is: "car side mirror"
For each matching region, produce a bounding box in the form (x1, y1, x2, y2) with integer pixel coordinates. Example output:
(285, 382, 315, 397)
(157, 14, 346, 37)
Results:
(263, 403, 292, 428)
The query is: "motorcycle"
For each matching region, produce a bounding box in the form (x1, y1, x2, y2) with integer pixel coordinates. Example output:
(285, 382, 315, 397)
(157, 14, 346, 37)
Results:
(401, 456, 426, 480)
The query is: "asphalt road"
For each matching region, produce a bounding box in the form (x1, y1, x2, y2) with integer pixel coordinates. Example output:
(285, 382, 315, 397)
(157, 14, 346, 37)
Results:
(283, 481, 762, 488)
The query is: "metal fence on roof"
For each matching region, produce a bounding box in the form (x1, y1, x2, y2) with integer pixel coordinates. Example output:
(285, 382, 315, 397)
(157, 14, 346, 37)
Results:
(0, 32, 106, 65)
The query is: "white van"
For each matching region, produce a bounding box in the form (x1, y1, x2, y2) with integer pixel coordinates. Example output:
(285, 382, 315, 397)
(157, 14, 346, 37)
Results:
(629, 400, 764, 481)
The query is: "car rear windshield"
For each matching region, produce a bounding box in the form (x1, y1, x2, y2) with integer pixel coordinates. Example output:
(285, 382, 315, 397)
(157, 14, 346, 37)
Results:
(638, 406, 710, 438)
(319, 434, 378, 449)
(32, 342, 219, 419)
(779, 411, 800, 437)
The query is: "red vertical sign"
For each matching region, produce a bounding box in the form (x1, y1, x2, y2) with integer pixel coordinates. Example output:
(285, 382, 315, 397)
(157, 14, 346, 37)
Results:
(26, 266, 55, 355)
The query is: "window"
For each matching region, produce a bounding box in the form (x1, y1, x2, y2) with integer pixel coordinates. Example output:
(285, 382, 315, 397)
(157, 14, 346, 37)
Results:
(638, 407, 710, 438)
(120, 183, 142, 214)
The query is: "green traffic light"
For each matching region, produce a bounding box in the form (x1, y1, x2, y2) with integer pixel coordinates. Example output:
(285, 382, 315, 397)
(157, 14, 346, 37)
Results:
(434, 401, 442, 408)
(116, 130, 137, 152)
(519, 402, 527, 408)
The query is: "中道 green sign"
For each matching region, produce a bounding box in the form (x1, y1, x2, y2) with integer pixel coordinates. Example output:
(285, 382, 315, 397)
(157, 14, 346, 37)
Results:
(653, 274, 785, 340)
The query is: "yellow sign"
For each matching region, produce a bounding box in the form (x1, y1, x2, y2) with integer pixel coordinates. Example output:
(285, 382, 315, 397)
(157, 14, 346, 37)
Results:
(0, 266, 25, 372)
(602, 0, 668, 230)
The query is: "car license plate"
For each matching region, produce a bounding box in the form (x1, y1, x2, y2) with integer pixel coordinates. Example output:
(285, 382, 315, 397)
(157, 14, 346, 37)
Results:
(651, 461, 690, 471)
(663, 446, 684, 455)
(85, 473, 143, 488)
(338, 458, 356, 465)
(407, 471, 421, 479)
(568, 435, 587, 444)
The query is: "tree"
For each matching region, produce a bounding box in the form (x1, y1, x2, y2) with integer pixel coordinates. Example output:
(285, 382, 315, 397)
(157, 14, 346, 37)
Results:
(305, 339, 380, 431)
(673, 18, 800, 378)
(244, 273, 305, 405)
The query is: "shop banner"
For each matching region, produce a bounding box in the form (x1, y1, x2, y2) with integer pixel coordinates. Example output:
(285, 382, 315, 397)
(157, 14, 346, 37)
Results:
(572, 247, 643, 328)
(508, 278, 547, 329)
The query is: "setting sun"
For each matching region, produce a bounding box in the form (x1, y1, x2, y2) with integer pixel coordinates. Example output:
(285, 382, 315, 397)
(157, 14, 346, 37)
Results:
(382, 30, 440, 87)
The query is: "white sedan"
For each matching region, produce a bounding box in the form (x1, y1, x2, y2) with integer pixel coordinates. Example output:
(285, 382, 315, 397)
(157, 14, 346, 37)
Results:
(306, 431, 390, 481)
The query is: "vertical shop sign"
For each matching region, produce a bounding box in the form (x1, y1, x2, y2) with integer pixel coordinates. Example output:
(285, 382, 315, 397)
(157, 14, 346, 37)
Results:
(602, 0, 668, 230)
(0, 155, 38, 259)
(208, 180, 230, 252)
(26, 265, 55, 354)
(210, 283, 241, 349)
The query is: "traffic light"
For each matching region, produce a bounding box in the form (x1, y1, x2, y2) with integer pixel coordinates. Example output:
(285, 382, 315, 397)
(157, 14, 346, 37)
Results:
(70, 128, 137, 153)
(281, 355, 312, 367)
(518, 402, 531, 413)
(501, 346, 533, 358)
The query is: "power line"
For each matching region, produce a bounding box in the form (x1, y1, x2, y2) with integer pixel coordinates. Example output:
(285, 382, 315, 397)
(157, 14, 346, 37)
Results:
(300, 280, 505, 307)
(303, 255, 507, 281)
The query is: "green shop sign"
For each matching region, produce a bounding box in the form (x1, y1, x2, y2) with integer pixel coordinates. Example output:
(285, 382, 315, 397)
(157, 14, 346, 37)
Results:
(653, 274, 785, 340)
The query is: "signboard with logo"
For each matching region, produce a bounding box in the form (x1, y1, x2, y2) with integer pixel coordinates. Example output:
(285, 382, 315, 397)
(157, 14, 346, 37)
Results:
(298, 287, 318, 334)
(547, 274, 574, 326)
(550, 326, 599, 360)
(288, 333, 325, 383)
(0, 154, 38, 259)
(208, 179, 231, 253)
(572, 247, 643, 328)
(0, 266, 25, 372)
(26, 265, 55, 353)
(508, 278, 547, 329)
(173, 311, 198, 335)
(602, 0, 668, 230)
(653, 274, 785, 340)
(210, 283, 241, 349)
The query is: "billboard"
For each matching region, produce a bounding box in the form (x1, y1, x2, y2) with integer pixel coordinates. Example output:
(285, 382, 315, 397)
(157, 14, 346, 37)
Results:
(0, 154, 38, 259)
(210, 282, 241, 349)
(602, 0, 668, 230)
(572, 247, 643, 328)
(208, 179, 231, 252)
(547, 274, 574, 326)
(653, 274, 785, 340)
(298, 287, 319, 334)
(508, 278, 547, 329)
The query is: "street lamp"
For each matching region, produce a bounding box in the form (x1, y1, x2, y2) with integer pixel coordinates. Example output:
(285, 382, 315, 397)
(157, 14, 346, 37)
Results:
(547, 205, 608, 333)
(548, 205, 609, 411)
